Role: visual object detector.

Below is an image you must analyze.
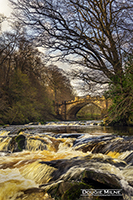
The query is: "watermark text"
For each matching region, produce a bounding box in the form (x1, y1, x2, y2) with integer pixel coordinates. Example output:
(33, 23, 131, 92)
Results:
(81, 189, 122, 196)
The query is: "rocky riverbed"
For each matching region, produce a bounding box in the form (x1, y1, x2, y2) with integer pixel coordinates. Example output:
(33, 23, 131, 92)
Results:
(0, 121, 133, 199)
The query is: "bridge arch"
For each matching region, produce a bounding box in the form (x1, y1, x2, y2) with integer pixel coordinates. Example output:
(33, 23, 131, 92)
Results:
(55, 95, 111, 120)
(66, 101, 102, 120)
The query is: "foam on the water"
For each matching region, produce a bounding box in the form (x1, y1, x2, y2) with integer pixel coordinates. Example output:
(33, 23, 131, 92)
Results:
(0, 168, 38, 200)
(0, 123, 133, 199)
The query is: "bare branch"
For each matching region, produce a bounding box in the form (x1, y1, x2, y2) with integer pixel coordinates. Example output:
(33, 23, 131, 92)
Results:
(9, 0, 133, 87)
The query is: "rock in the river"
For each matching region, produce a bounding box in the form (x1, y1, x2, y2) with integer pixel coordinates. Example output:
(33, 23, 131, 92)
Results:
(38, 154, 126, 199)
(8, 135, 26, 152)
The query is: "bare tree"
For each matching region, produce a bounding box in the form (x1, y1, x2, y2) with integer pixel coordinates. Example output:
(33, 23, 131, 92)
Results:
(43, 65, 74, 102)
(9, 0, 133, 87)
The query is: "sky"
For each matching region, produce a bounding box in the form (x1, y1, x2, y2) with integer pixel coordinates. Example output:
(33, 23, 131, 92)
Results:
(0, 0, 11, 16)
(0, 0, 12, 31)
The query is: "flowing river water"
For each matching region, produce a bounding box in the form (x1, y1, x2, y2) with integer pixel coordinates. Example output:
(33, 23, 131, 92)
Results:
(0, 120, 133, 200)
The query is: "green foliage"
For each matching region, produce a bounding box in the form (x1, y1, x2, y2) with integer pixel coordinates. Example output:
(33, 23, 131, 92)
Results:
(106, 57, 133, 126)
(1, 69, 54, 124)
(3, 70, 35, 124)
(5, 70, 37, 123)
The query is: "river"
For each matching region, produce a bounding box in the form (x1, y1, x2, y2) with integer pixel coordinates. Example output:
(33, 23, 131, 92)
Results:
(0, 120, 133, 200)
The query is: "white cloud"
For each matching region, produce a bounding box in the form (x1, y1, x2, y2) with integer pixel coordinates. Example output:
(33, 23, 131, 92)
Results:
(0, 0, 12, 31)
(0, 0, 11, 17)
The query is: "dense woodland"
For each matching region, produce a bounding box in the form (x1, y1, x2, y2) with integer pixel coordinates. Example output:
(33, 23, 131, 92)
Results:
(0, 26, 74, 124)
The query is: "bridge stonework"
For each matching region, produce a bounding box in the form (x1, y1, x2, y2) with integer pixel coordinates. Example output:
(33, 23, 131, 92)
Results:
(55, 95, 111, 120)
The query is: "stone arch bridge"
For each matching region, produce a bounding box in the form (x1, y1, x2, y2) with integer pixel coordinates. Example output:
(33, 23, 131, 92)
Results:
(55, 95, 111, 120)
